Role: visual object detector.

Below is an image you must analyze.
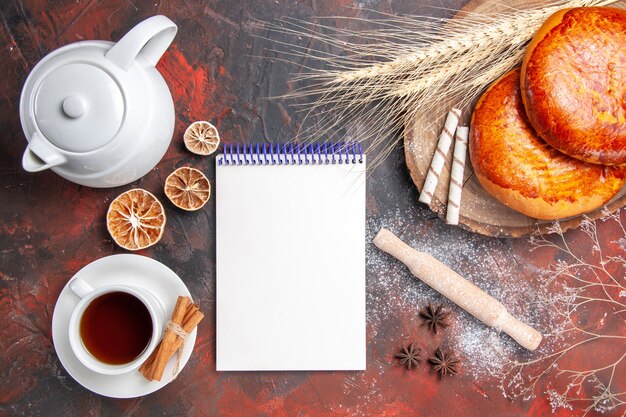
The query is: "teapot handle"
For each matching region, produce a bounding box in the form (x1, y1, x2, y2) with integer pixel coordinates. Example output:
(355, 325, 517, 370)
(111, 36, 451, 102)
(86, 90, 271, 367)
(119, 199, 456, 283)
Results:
(105, 15, 177, 71)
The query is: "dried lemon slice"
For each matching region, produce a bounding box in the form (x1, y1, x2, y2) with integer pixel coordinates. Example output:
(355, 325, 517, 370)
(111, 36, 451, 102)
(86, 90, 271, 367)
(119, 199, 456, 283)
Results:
(106, 189, 166, 251)
(183, 121, 220, 155)
(164, 167, 211, 211)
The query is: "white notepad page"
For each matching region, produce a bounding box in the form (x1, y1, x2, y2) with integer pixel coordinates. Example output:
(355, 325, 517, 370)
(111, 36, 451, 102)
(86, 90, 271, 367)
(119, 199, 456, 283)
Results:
(216, 155, 366, 371)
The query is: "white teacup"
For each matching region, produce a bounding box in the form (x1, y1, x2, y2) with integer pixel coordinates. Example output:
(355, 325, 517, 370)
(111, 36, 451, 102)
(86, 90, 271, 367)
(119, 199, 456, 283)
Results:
(68, 278, 165, 375)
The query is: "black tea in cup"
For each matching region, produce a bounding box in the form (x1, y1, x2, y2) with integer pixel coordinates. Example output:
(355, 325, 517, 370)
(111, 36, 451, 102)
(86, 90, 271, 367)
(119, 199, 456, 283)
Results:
(79, 291, 153, 365)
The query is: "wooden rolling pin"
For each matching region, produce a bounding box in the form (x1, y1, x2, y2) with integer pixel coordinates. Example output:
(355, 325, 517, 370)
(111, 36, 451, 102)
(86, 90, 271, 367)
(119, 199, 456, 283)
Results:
(373, 228, 542, 351)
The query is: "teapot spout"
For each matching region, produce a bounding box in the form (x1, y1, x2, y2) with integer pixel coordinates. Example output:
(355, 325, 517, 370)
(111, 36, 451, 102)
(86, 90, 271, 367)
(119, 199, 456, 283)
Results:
(22, 133, 66, 172)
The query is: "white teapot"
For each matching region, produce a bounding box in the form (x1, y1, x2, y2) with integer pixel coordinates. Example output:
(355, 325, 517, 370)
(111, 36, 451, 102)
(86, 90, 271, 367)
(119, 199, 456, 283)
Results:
(19, 15, 177, 188)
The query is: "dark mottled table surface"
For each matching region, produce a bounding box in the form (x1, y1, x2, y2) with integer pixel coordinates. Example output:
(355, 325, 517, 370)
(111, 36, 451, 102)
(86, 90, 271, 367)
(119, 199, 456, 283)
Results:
(1, 0, 624, 416)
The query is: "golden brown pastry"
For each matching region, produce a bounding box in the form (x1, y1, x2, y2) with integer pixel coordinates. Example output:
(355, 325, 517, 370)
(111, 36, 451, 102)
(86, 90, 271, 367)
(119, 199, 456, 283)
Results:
(521, 7, 626, 165)
(470, 69, 626, 220)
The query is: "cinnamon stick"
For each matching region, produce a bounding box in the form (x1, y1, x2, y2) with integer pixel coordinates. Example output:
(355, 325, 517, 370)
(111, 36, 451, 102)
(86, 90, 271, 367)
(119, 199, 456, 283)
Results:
(141, 307, 205, 372)
(152, 310, 204, 371)
(139, 296, 203, 381)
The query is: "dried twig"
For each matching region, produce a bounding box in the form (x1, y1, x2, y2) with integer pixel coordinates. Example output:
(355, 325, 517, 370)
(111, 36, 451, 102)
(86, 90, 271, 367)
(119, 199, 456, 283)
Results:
(499, 210, 626, 416)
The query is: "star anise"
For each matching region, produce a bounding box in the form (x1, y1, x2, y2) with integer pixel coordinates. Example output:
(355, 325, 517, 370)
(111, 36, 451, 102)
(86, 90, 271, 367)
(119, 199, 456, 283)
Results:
(428, 347, 459, 378)
(395, 342, 422, 370)
(419, 303, 450, 335)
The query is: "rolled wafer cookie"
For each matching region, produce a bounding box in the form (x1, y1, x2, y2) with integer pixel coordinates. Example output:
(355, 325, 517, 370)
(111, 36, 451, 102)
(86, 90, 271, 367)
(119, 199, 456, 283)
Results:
(446, 126, 469, 225)
(419, 108, 462, 206)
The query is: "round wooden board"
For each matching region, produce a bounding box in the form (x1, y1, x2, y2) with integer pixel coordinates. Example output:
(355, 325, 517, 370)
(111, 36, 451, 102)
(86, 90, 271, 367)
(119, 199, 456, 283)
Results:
(404, 0, 626, 238)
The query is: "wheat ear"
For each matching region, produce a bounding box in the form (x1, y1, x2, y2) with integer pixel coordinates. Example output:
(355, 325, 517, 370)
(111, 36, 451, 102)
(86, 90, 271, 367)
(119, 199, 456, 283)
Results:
(331, 1, 618, 86)
(261, 0, 620, 162)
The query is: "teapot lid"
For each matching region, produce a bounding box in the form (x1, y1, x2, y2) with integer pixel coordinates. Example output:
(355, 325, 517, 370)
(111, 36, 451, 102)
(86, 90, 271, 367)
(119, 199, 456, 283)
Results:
(34, 62, 123, 153)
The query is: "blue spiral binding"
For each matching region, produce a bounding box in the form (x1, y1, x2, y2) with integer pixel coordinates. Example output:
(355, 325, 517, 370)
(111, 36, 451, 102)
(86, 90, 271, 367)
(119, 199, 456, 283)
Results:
(217, 142, 364, 165)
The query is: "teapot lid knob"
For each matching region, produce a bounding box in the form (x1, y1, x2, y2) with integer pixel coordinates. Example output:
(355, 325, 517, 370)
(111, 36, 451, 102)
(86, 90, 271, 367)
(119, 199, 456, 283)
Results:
(33, 63, 124, 153)
(62, 95, 87, 119)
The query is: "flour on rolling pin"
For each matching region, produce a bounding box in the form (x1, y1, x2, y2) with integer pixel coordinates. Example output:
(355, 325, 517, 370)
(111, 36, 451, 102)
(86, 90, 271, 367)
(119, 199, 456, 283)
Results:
(373, 228, 542, 351)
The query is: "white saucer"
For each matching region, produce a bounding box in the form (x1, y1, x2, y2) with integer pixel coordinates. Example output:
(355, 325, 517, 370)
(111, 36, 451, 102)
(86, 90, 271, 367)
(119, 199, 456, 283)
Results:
(51, 254, 198, 398)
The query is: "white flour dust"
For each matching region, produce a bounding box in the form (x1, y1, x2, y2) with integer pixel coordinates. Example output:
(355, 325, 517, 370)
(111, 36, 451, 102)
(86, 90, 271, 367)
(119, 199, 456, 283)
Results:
(365, 207, 540, 380)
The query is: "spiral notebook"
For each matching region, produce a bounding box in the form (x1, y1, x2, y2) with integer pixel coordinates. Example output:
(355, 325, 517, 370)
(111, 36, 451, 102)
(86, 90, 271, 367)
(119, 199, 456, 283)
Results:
(216, 143, 366, 371)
